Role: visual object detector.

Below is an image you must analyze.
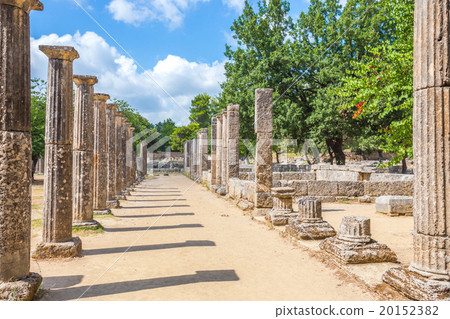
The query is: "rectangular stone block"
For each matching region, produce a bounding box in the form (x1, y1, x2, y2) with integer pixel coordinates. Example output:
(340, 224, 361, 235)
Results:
(255, 191, 273, 208)
(364, 181, 414, 197)
(376, 196, 413, 216)
(307, 181, 339, 196)
(337, 181, 364, 197)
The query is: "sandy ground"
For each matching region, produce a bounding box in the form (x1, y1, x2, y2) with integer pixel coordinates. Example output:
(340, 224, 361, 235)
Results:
(28, 174, 394, 301)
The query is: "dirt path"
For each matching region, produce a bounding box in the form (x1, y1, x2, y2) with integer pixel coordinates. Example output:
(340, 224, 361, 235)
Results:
(31, 174, 375, 301)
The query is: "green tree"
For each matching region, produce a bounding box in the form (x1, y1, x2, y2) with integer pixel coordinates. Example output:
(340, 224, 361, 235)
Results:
(169, 123, 200, 152)
(31, 78, 47, 179)
(189, 93, 220, 128)
(338, 0, 414, 170)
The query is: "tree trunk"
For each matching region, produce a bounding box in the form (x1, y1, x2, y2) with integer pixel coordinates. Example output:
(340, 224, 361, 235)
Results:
(402, 156, 407, 174)
(275, 152, 280, 164)
(326, 138, 345, 165)
(31, 157, 38, 182)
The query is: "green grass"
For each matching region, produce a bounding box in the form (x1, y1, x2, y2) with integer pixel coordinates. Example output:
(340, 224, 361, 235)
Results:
(31, 204, 42, 210)
(31, 219, 42, 230)
(72, 224, 104, 235)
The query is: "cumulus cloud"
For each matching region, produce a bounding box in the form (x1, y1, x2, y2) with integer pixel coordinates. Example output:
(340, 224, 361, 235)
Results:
(31, 31, 225, 125)
(222, 0, 245, 12)
(107, 0, 210, 29)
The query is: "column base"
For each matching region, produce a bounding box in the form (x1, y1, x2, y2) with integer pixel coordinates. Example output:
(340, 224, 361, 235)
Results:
(107, 200, 120, 209)
(94, 209, 112, 215)
(266, 211, 299, 226)
(116, 194, 127, 200)
(0, 273, 42, 301)
(32, 237, 82, 259)
(382, 266, 450, 301)
(126, 187, 134, 193)
(286, 218, 336, 240)
(73, 220, 101, 230)
(319, 237, 398, 264)
(123, 190, 131, 196)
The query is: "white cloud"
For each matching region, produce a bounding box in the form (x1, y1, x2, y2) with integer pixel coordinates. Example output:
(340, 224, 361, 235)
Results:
(222, 0, 245, 12)
(223, 31, 238, 48)
(31, 31, 225, 125)
(107, 0, 210, 29)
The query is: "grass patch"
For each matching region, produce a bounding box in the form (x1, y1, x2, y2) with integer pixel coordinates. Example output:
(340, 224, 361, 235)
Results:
(31, 219, 42, 230)
(31, 204, 42, 210)
(73, 224, 104, 235)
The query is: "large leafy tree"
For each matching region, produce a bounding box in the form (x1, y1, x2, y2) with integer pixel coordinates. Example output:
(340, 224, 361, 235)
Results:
(338, 0, 414, 169)
(189, 93, 220, 128)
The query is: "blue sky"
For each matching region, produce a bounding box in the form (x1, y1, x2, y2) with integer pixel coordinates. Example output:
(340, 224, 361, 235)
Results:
(29, 0, 310, 125)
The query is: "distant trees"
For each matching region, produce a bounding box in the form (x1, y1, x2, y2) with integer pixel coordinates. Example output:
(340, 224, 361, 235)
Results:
(215, 0, 414, 165)
(31, 79, 47, 179)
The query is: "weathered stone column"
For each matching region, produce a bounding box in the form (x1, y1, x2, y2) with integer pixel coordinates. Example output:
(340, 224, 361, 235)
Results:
(227, 104, 240, 188)
(33, 45, 82, 259)
(218, 110, 228, 195)
(129, 127, 136, 187)
(383, 0, 450, 300)
(137, 141, 148, 181)
(253, 89, 273, 215)
(184, 141, 189, 174)
(197, 128, 208, 182)
(121, 120, 130, 196)
(106, 103, 120, 208)
(321, 216, 397, 264)
(188, 140, 193, 177)
(92, 93, 110, 215)
(210, 117, 217, 187)
(215, 114, 223, 190)
(266, 187, 296, 226)
(72, 75, 99, 229)
(286, 198, 336, 240)
(114, 112, 126, 200)
(125, 123, 134, 191)
(192, 138, 198, 180)
(0, 0, 43, 300)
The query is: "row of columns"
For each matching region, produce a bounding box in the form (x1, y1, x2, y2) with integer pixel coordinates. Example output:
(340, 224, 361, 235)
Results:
(31, 45, 141, 260)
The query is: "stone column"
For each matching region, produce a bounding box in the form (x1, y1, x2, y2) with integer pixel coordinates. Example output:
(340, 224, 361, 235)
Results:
(125, 123, 134, 191)
(121, 120, 130, 195)
(137, 141, 147, 181)
(33, 45, 82, 259)
(227, 105, 240, 187)
(266, 187, 296, 226)
(218, 110, 227, 195)
(383, 0, 450, 301)
(210, 117, 217, 187)
(114, 112, 126, 200)
(188, 140, 193, 177)
(192, 137, 198, 180)
(254, 89, 273, 215)
(198, 128, 208, 182)
(321, 216, 397, 264)
(184, 141, 189, 174)
(286, 198, 336, 240)
(129, 127, 136, 187)
(92, 93, 110, 215)
(72, 75, 99, 229)
(0, 0, 43, 300)
(106, 103, 120, 208)
(215, 114, 223, 190)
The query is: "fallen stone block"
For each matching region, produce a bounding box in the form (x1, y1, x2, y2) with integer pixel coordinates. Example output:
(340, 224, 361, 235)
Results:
(375, 196, 413, 216)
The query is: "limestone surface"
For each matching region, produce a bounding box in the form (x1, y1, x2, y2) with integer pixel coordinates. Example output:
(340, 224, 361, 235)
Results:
(375, 196, 413, 216)
(33, 237, 82, 260)
(0, 272, 42, 301)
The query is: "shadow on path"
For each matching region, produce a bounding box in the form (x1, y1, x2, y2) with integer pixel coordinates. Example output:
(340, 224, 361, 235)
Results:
(115, 212, 194, 219)
(83, 240, 216, 256)
(130, 194, 182, 197)
(120, 205, 190, 209)
(42, 275, 84, 289)
(103, 224, 203, 232)
(127, 199, 187, 202)
(49, 270, 240, 300)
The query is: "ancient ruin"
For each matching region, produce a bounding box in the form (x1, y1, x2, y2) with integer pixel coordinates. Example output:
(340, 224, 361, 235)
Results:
(286, 198, 336, 240)
(266, 187, 297, 226)
(137, 141, 148, 182)
(114, 111, 126, 200)
(106, 103, 120, 209)
(382, 0, 450, 300)
(93, 93, 111, 215)
(0, 0, 43, 300)
(72, 75, 99, 229)
(320, 216, 397, 264)
(33, 45, 82, 259)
